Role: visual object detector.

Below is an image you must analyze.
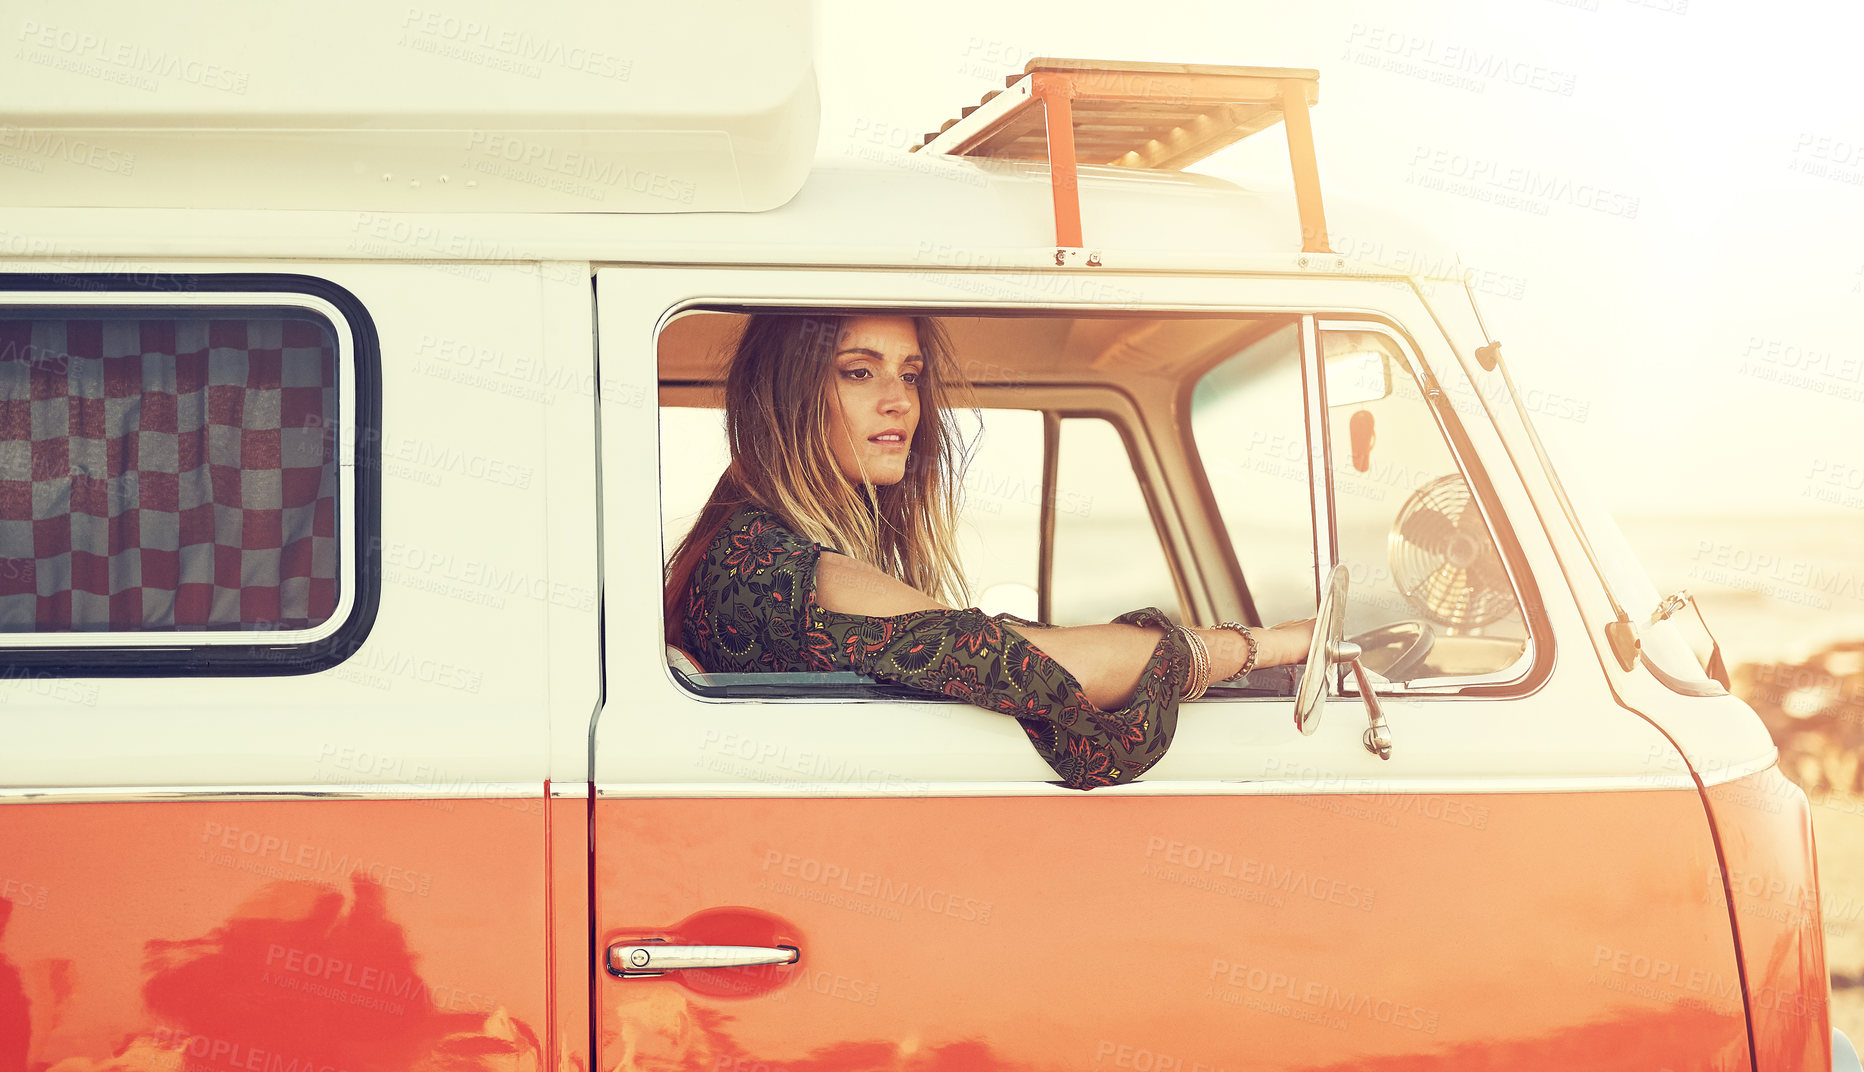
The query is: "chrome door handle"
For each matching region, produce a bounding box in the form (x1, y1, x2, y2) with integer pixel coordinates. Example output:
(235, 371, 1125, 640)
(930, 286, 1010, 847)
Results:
(607, 941, 799, 978)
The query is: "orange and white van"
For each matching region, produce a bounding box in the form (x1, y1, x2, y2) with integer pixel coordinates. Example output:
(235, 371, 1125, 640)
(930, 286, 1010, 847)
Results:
(0, 4, 1851, 1071)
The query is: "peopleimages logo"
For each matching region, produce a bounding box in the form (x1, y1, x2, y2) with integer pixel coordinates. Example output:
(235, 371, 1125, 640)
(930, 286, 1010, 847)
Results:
(264, 944, 498, 1014)
(0, 124, 136, 175)
(1143, 836, 1376, 911)
(1206, 958, 1440, 1034)
(1343, 23, 1578, 97)
(760, 850, 993, 924)
(1, 877, 47, 910)
(14, 20, 250, 94)
(197, 820, 434, 896)
(461, 131, 696, 204)
(1407, 145, 1639, 218)
(397, 8, 631, 82)
(150, 1027, 355, 1072)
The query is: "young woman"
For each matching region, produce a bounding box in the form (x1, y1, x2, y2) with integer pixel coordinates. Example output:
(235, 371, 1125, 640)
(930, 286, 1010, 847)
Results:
(663, 313, 1316, 790)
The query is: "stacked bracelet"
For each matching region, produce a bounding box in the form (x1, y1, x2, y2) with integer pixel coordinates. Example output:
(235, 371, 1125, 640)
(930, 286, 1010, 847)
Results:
(1178, 626, 1211, 701)
(1213, 620, 1259, 683)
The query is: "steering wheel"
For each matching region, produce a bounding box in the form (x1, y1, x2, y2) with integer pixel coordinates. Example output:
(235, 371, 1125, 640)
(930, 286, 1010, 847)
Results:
(1347, 620, 1437, 682)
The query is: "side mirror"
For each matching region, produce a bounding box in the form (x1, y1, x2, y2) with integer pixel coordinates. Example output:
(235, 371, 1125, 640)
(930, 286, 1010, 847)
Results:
(1292, 564, 1348, 736)
(1292, 564, 1395, 760)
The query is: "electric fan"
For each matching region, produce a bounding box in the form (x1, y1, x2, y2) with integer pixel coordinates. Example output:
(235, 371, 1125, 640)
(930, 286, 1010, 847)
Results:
(1387, 475, 1516, 629)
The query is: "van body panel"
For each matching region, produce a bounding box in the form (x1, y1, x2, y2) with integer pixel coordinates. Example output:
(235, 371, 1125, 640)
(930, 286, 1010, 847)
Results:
(593, 792, 1748, 1071)
(598, 264, 1749, 1068)
(1417, 278, 1828, 1052)
(546, 791, 594, 1072)
(0, 262, 587, 792)
(0, 797, 548, 1068)
(0, 1, 819, 213)
(0, 261, 597, 1064)
(599, 266, 1696, 790)
(1707, 766, 1833, 1071)
(535, 260, 604, 785)
(1412, 277, 1779, 787)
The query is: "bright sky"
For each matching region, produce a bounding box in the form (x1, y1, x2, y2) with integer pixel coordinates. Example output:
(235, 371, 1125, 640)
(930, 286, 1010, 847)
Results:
(815, 0, 1864, 519)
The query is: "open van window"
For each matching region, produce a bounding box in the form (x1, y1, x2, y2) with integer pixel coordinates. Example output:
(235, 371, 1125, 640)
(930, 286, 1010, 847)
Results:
(657, 307, 1535, 700)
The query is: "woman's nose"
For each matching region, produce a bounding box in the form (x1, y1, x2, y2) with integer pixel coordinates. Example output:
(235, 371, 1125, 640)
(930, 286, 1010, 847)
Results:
(877, 372, 912, 414)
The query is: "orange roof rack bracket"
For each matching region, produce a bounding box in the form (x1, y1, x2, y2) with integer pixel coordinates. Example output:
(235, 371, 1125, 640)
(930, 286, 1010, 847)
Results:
(914, 58, 1333, 255)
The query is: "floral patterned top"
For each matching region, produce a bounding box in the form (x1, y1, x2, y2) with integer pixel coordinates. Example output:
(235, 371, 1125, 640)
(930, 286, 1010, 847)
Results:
(677, 503, 1195, 790)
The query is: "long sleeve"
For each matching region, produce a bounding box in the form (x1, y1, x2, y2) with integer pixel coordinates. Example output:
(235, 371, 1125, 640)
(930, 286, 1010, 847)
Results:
(810, 598, 1192, 790)
(681, 503, 1193, 790)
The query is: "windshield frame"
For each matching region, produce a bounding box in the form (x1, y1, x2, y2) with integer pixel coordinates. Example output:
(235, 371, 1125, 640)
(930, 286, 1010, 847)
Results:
(1418, 276, 1727, 699)
(1313, 315, 1544, 695)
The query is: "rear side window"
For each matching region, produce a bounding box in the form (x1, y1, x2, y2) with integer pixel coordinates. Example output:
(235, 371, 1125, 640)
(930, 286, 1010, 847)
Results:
(0, 277, 379, 673)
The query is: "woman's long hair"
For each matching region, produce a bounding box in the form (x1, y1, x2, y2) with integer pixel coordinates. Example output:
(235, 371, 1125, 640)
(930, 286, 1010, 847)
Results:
(663, 313, 974, 646)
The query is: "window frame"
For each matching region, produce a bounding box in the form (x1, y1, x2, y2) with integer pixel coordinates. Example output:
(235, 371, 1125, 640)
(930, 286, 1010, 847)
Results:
(1310, 315, 1552, 698)
(601, 263, 1618, 794)
(655, 301, 1551, 705)
(0, 273, 381, 675)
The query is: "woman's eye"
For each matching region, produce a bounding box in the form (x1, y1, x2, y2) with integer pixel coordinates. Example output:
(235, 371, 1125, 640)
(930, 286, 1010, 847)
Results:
(841, 368, 870, 381)
(902, 371, 920, 386)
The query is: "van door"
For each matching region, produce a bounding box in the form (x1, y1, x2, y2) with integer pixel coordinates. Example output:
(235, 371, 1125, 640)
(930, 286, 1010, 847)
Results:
(0, 263, 599, 1070)
(593, 265, 1752, 1071)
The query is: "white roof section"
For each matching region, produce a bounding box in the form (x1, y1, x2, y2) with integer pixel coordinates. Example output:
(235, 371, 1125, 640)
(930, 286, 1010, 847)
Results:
(674, 154, 1450, 278)
(0, 153, 1456, 282)
(0, 0, 817, 212)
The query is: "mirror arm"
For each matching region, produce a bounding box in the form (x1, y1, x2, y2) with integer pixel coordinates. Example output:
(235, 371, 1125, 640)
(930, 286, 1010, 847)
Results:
(1293, 564, 1397, 758)
(1350, 660, 1393, 760)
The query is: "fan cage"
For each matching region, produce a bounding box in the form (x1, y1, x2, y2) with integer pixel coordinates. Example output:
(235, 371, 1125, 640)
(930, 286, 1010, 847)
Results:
(1385, 474, 1517, 630)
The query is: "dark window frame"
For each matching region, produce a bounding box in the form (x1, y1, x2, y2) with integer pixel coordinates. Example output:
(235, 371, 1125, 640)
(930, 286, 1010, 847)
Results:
(0, 273, 381, 676)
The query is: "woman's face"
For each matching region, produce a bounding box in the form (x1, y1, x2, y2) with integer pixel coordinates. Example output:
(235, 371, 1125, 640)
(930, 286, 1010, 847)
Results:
(824, 316, 922, 486)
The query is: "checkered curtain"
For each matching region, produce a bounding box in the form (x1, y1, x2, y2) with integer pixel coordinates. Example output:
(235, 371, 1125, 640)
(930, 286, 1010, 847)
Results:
(0, 315, 339, 632)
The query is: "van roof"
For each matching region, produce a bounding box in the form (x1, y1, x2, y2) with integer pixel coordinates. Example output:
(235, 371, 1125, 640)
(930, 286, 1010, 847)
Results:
(0, 152, 1454, 282)
(0, 13, 1453, 284)
(0, 0, 818, 213)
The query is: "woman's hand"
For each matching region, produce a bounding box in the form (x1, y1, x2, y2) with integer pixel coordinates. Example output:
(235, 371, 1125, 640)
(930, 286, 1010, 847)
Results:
(1264, 617, 1318, 667)
(1195, 617, 1317, 680)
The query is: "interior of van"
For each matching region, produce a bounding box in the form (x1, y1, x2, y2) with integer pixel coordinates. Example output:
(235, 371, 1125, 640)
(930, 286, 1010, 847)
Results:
(656, 309, 1532, 699)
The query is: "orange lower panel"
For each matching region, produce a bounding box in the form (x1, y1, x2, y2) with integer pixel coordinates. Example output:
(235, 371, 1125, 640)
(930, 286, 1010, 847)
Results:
(1706, 767, 1832, 1072)
(596, 790, 1751, 1071)
(0, 797, 547, 1072)
(547, 792, 593, 1072)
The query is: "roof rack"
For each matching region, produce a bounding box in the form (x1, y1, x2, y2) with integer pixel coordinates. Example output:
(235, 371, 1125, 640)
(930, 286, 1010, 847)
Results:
(913, 58, 1332, 255)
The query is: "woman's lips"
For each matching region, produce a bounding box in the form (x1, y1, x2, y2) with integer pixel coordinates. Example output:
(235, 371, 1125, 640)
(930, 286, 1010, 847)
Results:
(868, 431, 907, 448)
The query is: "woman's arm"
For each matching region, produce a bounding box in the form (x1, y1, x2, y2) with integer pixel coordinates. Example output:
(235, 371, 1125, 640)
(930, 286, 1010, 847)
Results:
(1014, 622, 1313, 709)
(814, 551, 1314, 709)
(813, 551, 947, 615)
